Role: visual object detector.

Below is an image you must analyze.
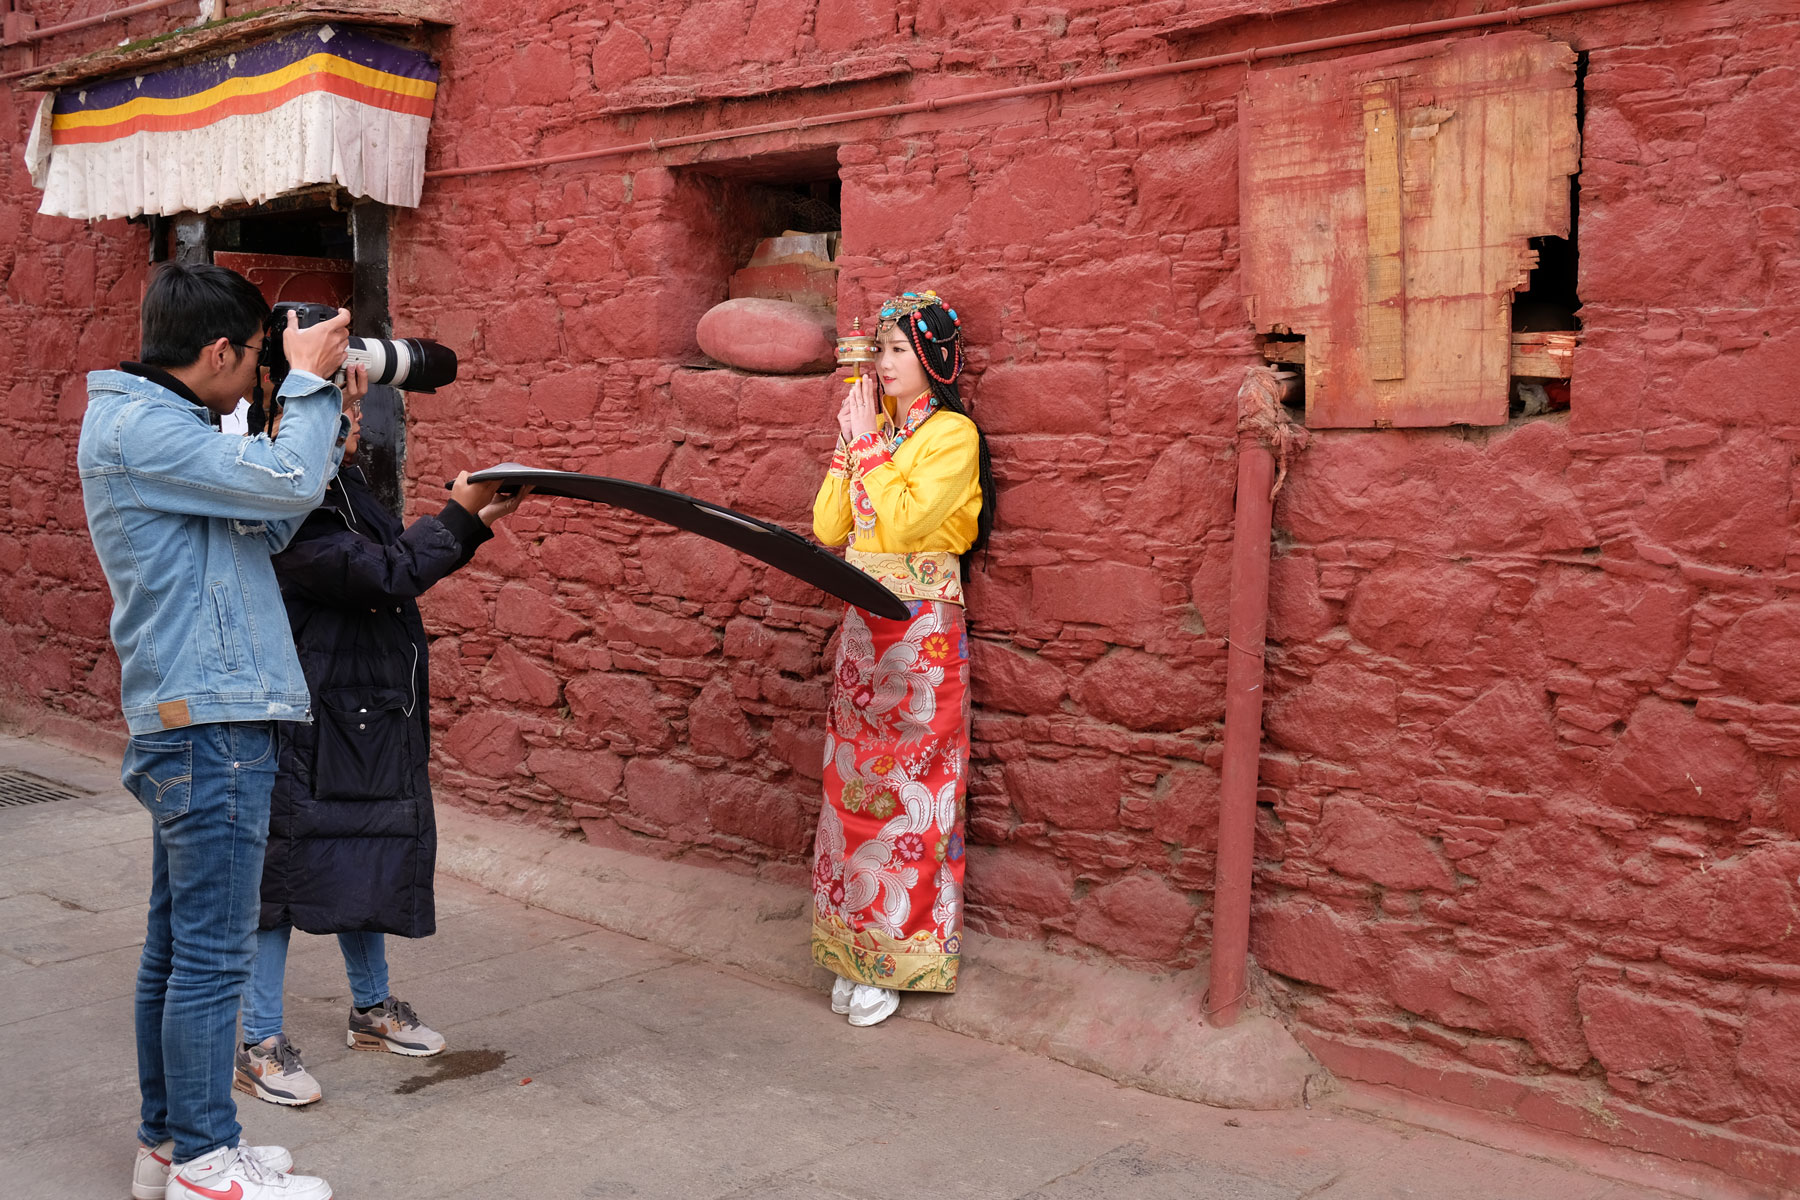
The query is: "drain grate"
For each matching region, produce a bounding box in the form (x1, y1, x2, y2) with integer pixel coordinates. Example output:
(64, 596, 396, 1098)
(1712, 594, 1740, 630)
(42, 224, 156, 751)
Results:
(0, 768, 94, 809)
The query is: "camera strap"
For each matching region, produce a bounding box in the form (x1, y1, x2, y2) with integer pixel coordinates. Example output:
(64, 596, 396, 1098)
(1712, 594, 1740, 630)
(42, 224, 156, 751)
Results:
(248, 376, 270, 437)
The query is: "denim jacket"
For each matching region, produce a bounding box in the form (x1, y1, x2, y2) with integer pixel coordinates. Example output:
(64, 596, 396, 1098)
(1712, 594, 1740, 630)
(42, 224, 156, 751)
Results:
(78, 368, 349, 734)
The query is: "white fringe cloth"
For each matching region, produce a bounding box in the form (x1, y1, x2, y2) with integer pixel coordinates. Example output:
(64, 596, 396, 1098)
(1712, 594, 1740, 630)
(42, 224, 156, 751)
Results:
(28, 24, 437, 220)
(38, 95, 433, 219)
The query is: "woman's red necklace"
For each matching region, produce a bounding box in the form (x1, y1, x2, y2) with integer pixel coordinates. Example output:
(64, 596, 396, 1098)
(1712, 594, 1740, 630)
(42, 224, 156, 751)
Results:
(883, 390, 937, 452)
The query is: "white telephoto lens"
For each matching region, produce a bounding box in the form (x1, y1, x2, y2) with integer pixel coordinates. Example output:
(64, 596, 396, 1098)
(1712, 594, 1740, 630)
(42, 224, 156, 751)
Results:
(345, 340, 392, 384)
(343, 344, 370, 380)
(385, 339, 413, 387)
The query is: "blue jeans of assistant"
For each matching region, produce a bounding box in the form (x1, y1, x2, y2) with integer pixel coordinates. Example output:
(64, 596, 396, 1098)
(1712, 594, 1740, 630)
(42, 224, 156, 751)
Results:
(125, 722, 276, 1164)
(242, 925, 389, 1042)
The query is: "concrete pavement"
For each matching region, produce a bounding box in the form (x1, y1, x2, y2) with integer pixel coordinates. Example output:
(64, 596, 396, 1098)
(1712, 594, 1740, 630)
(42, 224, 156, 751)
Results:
(0, 732, 1766, 1200)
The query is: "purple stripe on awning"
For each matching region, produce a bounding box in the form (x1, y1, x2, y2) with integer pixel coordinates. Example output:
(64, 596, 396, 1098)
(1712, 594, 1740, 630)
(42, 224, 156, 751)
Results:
(53, 26, 436, 115)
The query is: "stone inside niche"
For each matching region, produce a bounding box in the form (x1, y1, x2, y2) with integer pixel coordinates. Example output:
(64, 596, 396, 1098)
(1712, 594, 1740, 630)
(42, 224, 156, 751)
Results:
(696, 232, 838, 374)
(729, 231, 839, 307)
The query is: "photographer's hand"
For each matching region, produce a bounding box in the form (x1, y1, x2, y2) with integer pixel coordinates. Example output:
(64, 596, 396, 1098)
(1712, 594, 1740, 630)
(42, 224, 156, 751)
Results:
(479, 484, 533, 528)
(342, 364, 369, 406)
(449, 470, 504, 520)
(282, 307, 351, 382)
(337, 365, 368, 449)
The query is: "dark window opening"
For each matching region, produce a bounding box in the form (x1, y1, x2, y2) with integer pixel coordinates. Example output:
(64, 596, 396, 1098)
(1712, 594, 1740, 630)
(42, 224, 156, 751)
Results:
(1508, 50, 1585, 421)
(1508, 232, 1578, 420)
(1513, 234, 1580, 333)
(1509, 231, 1578, 418)
(684, 149, 841, 231)
(1259, 332, 1308, 414)
(212, 205, 354, 260)
(747, 176, 842, 237)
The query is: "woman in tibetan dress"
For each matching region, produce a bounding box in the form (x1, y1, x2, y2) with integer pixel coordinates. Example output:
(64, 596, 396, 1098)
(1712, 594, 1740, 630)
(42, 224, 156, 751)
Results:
(810, 290, 997, 1027)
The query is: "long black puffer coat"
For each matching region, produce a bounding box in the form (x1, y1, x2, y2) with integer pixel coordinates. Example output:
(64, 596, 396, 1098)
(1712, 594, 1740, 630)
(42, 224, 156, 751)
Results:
(259, 465, 492, 937)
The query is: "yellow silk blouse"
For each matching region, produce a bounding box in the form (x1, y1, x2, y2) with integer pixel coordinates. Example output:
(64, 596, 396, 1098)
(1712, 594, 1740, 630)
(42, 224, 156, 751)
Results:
(812, 403, 982, 556)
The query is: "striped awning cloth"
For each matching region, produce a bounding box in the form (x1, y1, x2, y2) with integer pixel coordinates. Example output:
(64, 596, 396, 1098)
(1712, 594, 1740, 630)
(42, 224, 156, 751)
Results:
(26, 24, 438, 220)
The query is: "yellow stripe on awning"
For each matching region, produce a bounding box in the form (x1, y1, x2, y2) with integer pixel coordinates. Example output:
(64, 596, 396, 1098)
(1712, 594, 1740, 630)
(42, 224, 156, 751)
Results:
(51, 53, 437, 132)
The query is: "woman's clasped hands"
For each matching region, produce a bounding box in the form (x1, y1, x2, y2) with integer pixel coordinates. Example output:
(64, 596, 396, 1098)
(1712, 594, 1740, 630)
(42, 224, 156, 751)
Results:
(837, 372, 881, 443)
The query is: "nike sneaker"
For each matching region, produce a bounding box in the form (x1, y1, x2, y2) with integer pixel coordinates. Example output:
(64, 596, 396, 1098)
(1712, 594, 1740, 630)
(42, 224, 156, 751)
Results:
(166, 1144, 331, 1200)
(234, 1033, 322, 1106)
(132, 1140, 293, 1200)
(345, 996, 446, 1057)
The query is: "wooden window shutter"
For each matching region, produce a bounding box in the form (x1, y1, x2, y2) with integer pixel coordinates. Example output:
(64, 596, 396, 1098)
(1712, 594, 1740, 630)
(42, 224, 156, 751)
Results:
(1239, 33, 1579, 428)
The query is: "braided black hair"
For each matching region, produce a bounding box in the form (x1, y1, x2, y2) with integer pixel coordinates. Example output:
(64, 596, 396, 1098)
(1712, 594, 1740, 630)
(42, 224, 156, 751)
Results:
(893, 299, 997, 556)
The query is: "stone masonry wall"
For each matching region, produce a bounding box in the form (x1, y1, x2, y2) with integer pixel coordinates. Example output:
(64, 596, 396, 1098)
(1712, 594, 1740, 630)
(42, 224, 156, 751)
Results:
(0, 88, 147, 740)
(1245, 12, 1800, 1176)
(3, 0, 1799, 1183)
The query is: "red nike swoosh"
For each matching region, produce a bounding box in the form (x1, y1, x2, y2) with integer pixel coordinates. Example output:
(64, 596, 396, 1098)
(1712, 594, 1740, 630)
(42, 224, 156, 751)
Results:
(152, 1150, 171, 1166)
(174, 1177, 243, 1200)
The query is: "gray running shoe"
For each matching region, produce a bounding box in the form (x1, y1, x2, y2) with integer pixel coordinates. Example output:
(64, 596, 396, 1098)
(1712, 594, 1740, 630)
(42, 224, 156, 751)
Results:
(346, 996, 446, 1057)
(233, 1033, 322, 1106)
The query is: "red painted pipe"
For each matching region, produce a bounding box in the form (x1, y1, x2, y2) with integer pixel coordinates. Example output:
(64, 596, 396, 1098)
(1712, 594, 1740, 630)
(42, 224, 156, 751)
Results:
(421, 0, 1654, 181)
(2, 0, 1655, 99)
(1207, 369, 1306, 1028)
(0, 0, 192, 83)
(1207, 393, 1279, 1027)
(6, 0, 188, 45)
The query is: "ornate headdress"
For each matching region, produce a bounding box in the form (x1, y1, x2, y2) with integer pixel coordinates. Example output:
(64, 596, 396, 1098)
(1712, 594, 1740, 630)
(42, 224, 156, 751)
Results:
(877, 289, 953, 327)
(876, 289, 965, 385)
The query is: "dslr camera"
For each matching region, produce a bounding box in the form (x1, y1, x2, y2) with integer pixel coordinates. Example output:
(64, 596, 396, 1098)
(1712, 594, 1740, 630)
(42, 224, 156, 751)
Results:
(250, 300, 458, 433)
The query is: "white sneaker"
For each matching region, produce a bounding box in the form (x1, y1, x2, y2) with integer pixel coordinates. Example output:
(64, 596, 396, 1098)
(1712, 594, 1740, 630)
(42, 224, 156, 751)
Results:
(847, 983, 899, 1027)
(830, 976, 855, 1015)
(132, 1141, 293, 1200)
(167, 1144, 331, 1200)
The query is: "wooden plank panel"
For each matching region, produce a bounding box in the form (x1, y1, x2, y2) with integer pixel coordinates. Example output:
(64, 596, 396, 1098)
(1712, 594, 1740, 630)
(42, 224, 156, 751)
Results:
(1261, 334, 1574, 378)
(1511, 331, 1577, 378)
(1362, 78, 1406, 383)
(1240, 33, 1579, 428)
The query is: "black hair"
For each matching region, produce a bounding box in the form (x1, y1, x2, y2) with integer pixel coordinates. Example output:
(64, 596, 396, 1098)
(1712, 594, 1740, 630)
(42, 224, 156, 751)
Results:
(139, 262, 271, 368)
(896, 299, 997, 555)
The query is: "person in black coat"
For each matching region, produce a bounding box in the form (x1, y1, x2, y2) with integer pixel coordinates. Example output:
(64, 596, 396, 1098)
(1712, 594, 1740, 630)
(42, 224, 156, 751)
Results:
(234, 367, 528, 1106)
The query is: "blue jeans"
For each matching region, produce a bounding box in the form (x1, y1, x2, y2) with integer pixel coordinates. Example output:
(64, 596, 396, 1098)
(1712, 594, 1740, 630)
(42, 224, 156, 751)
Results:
(126, 722, 276, 1164)
(242, 925, 389, 1042)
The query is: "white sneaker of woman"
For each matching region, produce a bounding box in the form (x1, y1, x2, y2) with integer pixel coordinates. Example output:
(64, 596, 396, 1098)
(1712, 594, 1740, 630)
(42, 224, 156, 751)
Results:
(847, 983, 900, 1027)
(830, 976, 855, 1015)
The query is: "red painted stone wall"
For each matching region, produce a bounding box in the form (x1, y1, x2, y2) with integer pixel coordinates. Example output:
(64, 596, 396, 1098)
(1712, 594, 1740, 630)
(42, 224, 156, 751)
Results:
(0, 55, 147, 742)
(1244, 14, 1800, 1182)
(5, 0, 1800, 1185)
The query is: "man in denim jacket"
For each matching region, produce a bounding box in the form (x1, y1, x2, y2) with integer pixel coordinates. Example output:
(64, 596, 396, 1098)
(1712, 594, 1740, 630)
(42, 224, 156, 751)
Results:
(78, 263, 349, 1200)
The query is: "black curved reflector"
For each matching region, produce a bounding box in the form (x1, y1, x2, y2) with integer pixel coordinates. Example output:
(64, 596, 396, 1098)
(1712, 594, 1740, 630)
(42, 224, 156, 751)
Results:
(457, 464, 911, 621)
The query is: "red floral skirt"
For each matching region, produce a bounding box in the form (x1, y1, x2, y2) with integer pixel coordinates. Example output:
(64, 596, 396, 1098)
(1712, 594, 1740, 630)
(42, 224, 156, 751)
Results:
(811, 600, 969, 992)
